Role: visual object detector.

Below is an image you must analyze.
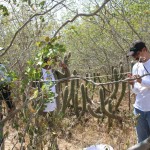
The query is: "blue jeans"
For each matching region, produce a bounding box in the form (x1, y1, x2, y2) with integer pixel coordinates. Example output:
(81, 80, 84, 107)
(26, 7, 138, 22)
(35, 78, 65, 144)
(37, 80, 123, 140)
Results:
(134, 108, 150, 143)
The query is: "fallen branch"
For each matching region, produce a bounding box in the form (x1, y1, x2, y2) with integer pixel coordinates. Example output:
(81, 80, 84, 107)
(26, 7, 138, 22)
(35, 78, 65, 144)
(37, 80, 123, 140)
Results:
(128, 137, 150, 150)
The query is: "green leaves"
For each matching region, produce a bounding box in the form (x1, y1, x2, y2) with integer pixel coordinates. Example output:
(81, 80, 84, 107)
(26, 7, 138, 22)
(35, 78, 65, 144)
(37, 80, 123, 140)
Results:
(39, 1, 46, 9)
(40, 16, 45, 22)
(36, 36, 66, 61)
(0, 5, 9, 16)
(25, 66, 40, 81)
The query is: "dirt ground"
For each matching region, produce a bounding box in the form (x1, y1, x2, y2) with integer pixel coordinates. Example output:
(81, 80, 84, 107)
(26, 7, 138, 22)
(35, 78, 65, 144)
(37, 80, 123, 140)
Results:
(3, 94, 137, 150)
(4, 116, 137, 150)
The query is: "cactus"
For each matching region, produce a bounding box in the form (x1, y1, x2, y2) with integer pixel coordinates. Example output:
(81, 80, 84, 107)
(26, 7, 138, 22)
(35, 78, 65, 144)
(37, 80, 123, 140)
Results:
(109, 68, 119, 99)
(87, 104, 103, 118)
(85, 65, 125, 123)
(97, 73, 110, 93)
(115, 81, 126, 112)
(72, 69, 77, 76)
(63, 52, 71, 65)
(103, 68, 119, 106)
(108, 99, 113, 130)
(67, 79, 75, 106)
(71, 83, 87, 118)
(73, 91, 79, 117)
(93, 72, 97, 83)
(114, 64, 126, 111)
(73, 69, 80, 90)
(59, 63, 126, 125)
(61, 52, 71, 72)
(91, 72, 96, 99)
(80, 83, 87, 116)
(85, 73, 97, 102)
(61, 86, 69, 115)
(85, 86, 92, 104)
(76, 76, 80, 89)
(65, 71, 88, 119)
(118, 64, 124, 79)
(72, 70, 80, 117)
(87, 85, 123, 122)
(99, 87, 122, 122)
(85, 73, 89, 86)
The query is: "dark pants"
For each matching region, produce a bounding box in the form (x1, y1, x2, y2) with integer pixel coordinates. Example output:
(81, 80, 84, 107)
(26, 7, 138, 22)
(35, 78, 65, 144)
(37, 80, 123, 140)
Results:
(0, 86, 13, 110)
(134, 108, 150, 143)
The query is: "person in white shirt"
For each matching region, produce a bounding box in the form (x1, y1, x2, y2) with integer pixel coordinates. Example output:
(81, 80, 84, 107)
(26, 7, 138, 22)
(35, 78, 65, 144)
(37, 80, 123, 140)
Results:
(127, 40, 150, 143)
(41, 56, 70, 113)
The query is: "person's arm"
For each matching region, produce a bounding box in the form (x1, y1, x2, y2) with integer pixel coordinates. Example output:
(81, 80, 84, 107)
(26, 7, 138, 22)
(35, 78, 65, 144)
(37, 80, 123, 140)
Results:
(128, 64, 141, 94)
(132, 69, 150, 88)
(127, 75, 140, 94)
(140, 77, 150, 87)
(55, 62, 70, 80)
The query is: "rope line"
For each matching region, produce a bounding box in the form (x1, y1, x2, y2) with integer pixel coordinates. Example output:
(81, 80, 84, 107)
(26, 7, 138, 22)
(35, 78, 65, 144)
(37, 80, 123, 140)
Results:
(72, 71, 131, 79)
(30, 73, 150, 86)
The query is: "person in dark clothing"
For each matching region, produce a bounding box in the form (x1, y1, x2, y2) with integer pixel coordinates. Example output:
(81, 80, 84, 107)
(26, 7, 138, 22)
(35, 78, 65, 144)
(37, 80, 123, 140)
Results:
(0, 86, 13, 110)
(0, 63, 14, 114)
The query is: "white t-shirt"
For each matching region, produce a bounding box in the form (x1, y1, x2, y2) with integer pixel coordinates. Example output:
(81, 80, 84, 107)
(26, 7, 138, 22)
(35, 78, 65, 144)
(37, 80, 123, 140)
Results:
(132, 59, 150, 111)
(42, 68, 57, 112)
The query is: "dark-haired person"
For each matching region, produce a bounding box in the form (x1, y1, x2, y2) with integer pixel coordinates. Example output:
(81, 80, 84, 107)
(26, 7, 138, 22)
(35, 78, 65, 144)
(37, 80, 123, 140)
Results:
(127, 40, 150, 143)
(41, 56, 70, 113)
(0, 63, 14, 117)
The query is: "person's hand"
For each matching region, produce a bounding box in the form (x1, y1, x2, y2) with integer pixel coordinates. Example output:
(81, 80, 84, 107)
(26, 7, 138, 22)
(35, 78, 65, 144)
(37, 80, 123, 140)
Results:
(127, 73, 135, 86)
(127, 73, 142, 86)
(59, 61, 67, 69)
(133, 75, 142, 83)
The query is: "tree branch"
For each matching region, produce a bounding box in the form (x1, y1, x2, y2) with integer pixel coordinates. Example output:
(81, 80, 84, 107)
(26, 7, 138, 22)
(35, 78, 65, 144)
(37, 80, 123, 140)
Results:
(0, 96, 42, 124)
(53, 0, 111, 37)
(0, 0, 65, 57)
